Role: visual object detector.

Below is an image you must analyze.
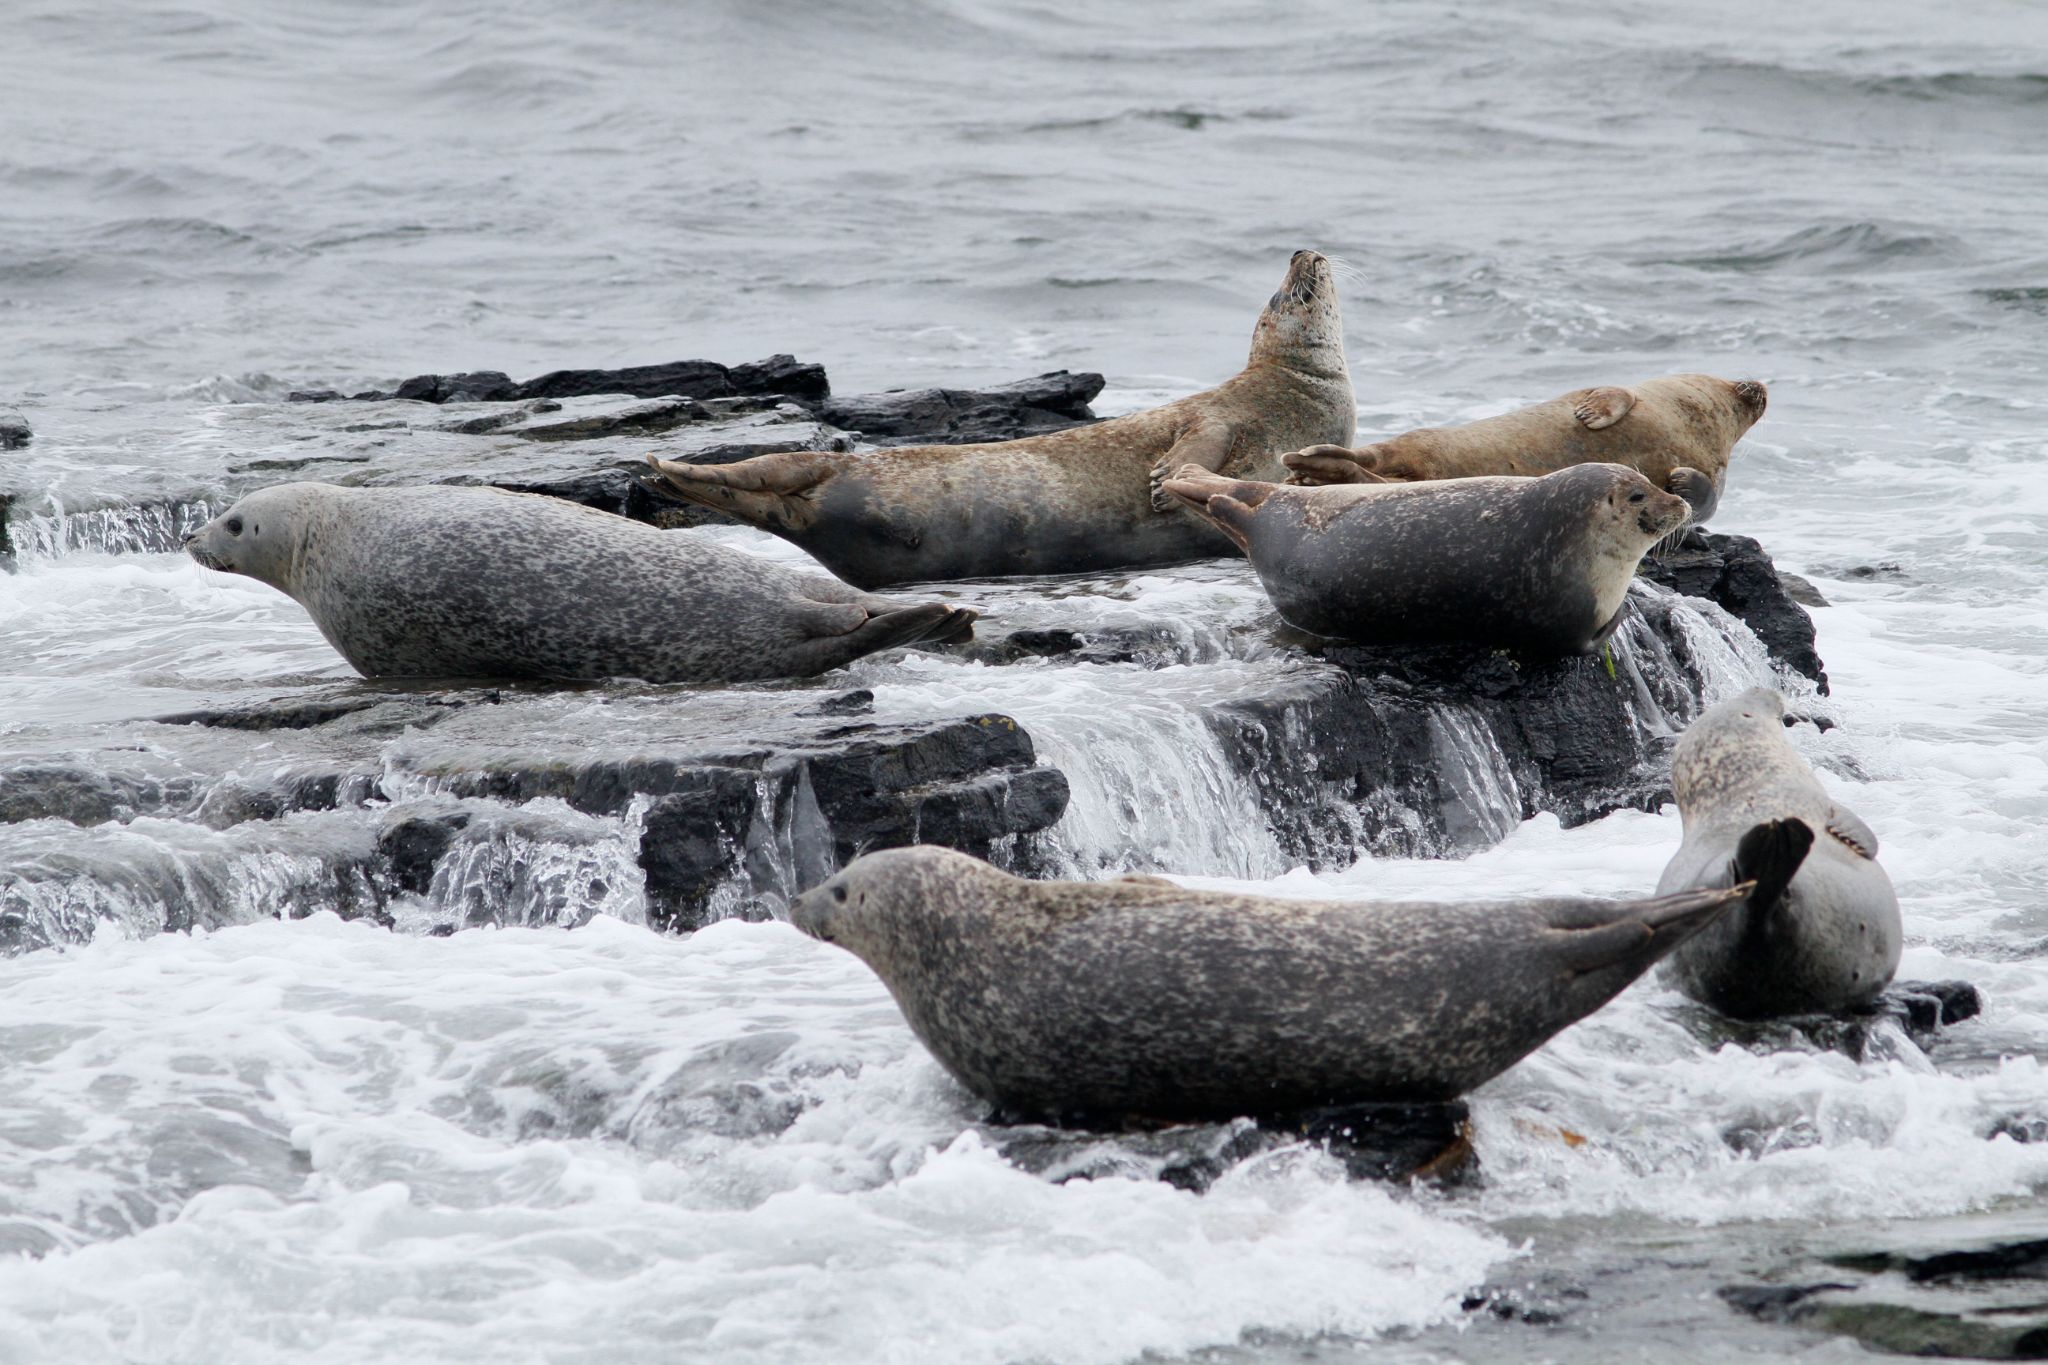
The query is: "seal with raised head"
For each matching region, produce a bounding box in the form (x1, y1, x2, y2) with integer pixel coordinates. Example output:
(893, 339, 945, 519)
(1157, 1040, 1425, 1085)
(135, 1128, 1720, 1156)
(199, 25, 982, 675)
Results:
(1656, 687, 1902, 1018)
(1162, 462, 1690, 655)
(1282, 373, 1767, 529)
(645, 251, 1355, 588)
(789, 846, 1751, 1122)
(184, 483, 976, 682)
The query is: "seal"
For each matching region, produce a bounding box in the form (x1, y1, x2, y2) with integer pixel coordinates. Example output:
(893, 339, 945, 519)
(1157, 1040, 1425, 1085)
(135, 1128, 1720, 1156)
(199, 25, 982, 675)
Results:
(1162, 462, 1690, 654)
(1282, 373, 1767, 530)
(789, 846, 1751, 1122)
(1656, 687, 1902, 1018)
(644, 251, 1355, 588)
(184, 482, 976, 682)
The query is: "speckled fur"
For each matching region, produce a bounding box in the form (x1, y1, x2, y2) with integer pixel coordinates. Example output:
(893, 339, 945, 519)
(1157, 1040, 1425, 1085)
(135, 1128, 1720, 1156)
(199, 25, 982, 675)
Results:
(646, 252, 1355, 588)
(185, 483, 975, 682)
(1657, 687, 1902, 1017)
(1285, 374, 1766, 526)
(791, 847, 1746, 1121)
(1164, 463, 1690, 655)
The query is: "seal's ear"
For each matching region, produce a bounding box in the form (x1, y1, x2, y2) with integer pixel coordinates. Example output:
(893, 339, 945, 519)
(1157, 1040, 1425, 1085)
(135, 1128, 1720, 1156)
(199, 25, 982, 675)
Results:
(1731, 818, 1815, 915)
(1571, 386, 1636, 431)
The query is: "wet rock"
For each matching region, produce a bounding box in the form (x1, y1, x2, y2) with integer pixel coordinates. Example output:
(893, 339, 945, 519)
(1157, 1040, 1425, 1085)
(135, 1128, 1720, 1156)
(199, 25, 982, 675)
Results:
(1778, 572, 1830, 608)
(509, 396, 713, 442)
(156, 689, 496, 733)
(377, 808, 474, 896)
(435, 399, 562, 435)
(1724, 1236, 2048, 1359)
(0, 492, 13, 571)
(0, 765, 202, 828)
(990, 1099, 1471, 1192)
(1689, 979, 1983, 1064)
(313, 354, 834, 406)
(0, 412, 30, 449)
(819, 370, 1103, 445)
(1639, 532, 1829, 692)
(965, 622, 1197, 668)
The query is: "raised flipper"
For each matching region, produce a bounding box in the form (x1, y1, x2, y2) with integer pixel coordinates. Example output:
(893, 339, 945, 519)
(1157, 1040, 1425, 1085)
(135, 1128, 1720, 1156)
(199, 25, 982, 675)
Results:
(1282, 443, 1392, 487)
(1731, 818, 1816, 914)
(1824, 805, 1878, 860)
(646, 452, 835, 533)
(1547, 882, 1752, 980)
(1570, 386, 1636, 431)
(1148, 422, 1235, 512)
(1158, 466, 1276, 553)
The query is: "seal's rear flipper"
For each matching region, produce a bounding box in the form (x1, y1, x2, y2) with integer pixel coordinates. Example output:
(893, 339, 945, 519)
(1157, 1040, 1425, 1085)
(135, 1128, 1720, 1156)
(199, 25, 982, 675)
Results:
(1283, 444, 1390, 487)
(1159, 468, 1271, 552)
(1549, 883, 1751, 976)
(646, 453, 832, 532)
(845, 603, 977, 655)
(1733, 818, 1816, 914)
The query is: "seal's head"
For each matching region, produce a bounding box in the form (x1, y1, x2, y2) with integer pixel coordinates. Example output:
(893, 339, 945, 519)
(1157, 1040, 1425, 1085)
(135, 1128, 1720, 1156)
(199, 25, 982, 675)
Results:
(790, 846, 1003, 975)
(185, 483, 331, 594)
(1573, 463, 1692, 545)
(1672, 687, 1794, 808)
(1249, 249, 1346, 375)
(1648, 374, 1770, 446)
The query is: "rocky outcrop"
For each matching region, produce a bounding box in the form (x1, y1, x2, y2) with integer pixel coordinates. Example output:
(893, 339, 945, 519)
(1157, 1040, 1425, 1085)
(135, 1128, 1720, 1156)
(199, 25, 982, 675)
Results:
(1640, 533, 1828, 692)
(289, 354, 830, 406)
(818, 370, 1104, 445)
(0, 412, 29, 450)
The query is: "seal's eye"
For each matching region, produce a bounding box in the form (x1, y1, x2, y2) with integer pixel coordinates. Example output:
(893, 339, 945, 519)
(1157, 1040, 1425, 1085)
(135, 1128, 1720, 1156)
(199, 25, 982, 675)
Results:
(832, 885, 848, 904)
(225, 516, 244, 535)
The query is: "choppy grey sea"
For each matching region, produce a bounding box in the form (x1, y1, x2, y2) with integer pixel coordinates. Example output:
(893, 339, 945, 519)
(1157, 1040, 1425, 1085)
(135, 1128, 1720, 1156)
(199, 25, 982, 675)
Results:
(4, 1, 2048, 1361)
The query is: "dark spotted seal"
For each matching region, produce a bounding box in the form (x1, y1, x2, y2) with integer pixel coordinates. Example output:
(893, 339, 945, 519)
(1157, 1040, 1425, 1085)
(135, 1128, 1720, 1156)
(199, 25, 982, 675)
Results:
(1162, 462, 1690, 655)
(789, 846, 1750, 1122)
(184, 483, 974, 682)
(1657, 687, 1902, 1018)
(645, 251, 1355, 588)
(1283, 373, 1767, 529)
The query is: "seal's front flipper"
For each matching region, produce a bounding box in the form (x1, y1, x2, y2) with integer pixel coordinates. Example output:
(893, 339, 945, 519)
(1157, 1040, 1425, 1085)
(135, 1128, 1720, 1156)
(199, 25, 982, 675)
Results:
(646, 452, 832, 533)
(1732, 817, 1816, 915)
(1149, 423, 1234, 512)
(1824, 806, 1878, 860)
(1666, 466, 1721, 524)
(800, 602, 976, 673)
(1570, 386, 1636, 431)
(1283, 444, 1390, 487)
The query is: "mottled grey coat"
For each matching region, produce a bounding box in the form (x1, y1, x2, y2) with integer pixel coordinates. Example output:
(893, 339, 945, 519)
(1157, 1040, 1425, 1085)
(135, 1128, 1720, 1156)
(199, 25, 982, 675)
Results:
(185, 483, 974, 682)
(1163, 462, 1690, 655)
(1658, 687, 1902, 1017)
(790, 846, 1747, 1122)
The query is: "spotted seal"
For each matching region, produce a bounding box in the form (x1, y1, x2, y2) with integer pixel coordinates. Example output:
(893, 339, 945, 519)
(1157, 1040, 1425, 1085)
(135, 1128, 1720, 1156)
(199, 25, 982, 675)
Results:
(789, 846, 1750, 1122)
(644, 251, 1355, 588)
(1282, 373, 1767, 530)
(1162, 462, 1690, 655)
(184, 482, 974, 682)
(1657, 687, 1902, 1018)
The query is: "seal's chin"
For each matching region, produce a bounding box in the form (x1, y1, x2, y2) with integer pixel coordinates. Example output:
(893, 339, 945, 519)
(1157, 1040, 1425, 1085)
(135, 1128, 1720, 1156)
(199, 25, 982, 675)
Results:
(185, 542, 228, 572)
(1279, 251, 1329, 305)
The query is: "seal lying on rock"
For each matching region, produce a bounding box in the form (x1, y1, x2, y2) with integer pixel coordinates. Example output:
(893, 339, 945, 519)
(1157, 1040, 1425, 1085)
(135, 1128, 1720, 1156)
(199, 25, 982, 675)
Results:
(644, 251, 1355, 588)
(184, 483, 975, 682)
(790, 846, 1751, 1122)
(1658, 688, 1902, 1018)
(1282, 374, 1767, 529)
(1162, 462, 1690, 655)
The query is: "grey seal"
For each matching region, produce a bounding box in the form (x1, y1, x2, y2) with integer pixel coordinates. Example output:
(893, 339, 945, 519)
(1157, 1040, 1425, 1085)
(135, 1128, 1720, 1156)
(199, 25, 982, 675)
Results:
(643, 251, 1355, 588)
(1281, 373, 1767, 531)
(789, 845, 1751, 1122)
(1657, 687, 1903, 1018)
(1162, 462, 1690, 655)
(184, 482, 975, 682)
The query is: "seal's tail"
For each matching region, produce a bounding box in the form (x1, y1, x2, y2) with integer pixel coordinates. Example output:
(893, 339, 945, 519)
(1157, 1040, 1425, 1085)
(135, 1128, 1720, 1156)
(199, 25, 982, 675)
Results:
(644, 453, 832, 532)
(1731, 818, 1815, 916)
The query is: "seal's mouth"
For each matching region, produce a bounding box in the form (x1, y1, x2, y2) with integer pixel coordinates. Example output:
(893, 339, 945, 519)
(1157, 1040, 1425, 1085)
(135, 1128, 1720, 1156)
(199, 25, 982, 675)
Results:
(1276, 250, 1328, 306)
(184, 538, 227, 572)
(1732, 378, 1768, 419)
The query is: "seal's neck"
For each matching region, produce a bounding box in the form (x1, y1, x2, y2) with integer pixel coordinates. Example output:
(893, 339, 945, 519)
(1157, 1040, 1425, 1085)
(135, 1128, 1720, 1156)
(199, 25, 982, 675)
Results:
(1248, 320, 1349, 383)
